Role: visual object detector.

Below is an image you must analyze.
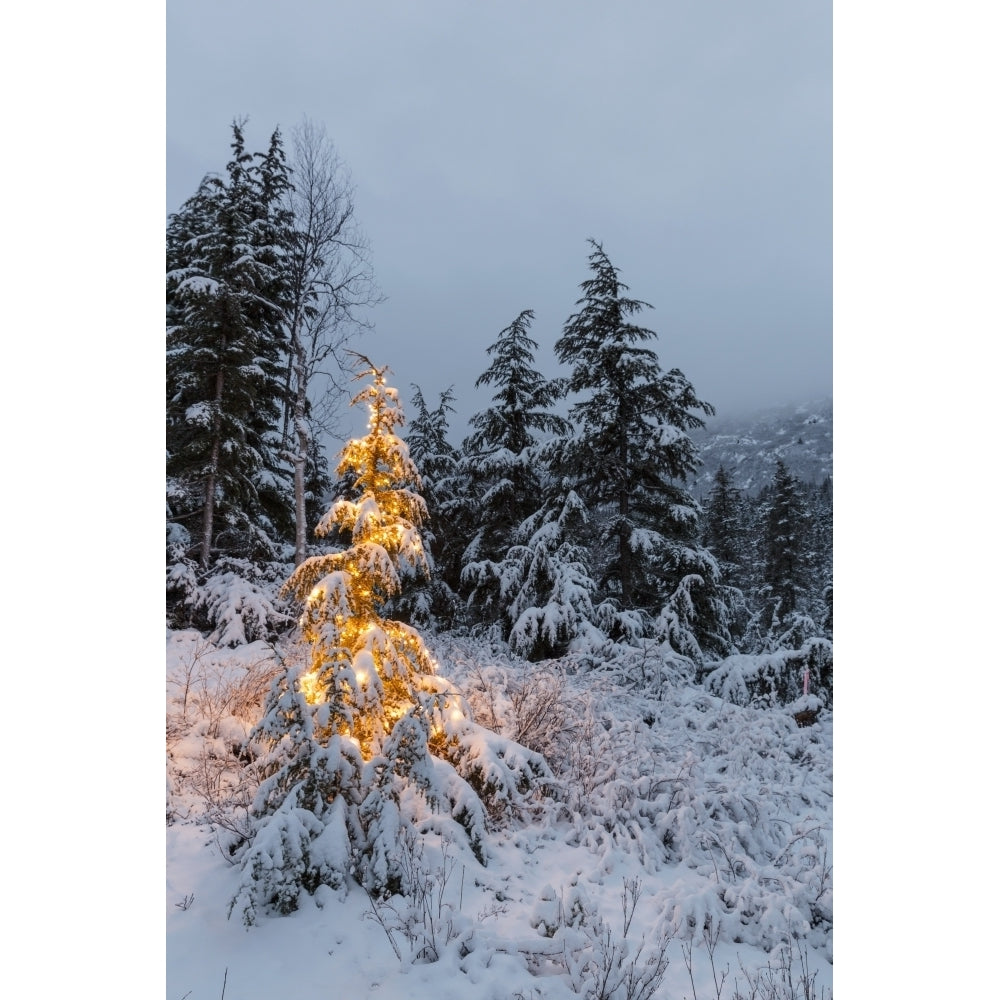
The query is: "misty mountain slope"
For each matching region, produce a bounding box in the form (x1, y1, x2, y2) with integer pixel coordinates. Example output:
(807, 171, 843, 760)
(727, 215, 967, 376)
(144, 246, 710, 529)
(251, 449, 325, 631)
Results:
(691, 399, 832, 496)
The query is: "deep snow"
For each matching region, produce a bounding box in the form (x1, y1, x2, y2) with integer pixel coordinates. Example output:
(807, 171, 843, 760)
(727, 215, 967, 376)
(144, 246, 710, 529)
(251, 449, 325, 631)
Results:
(166, 629, 832, 999)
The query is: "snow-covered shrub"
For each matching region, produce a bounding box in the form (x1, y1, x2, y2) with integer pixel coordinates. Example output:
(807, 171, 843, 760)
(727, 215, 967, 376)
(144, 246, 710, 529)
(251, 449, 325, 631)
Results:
(565, 636, 697, 700)
(524, 877, 671, 1000)
(660, 819, 831, 954)
(168, 555, 293, 646)
(166, 525, 199, 629)
(361, 832, 476, 964)
(193, 559, 293, 646)
(703, 639, 832, 709)
(443, 640, 685, 869)
(459, 658, 576, 763)
(652, 700, 833, 956)
(439, 633, 832, 957)
(732, 933, 832, 999)
(166, 630, 282, 834)
(167, 631, 280, 735)
(434, 720, 551, 827)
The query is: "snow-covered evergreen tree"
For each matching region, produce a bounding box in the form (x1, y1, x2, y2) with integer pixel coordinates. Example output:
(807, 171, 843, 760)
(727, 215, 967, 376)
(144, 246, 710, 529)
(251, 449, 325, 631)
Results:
(498, 480, 601, 661)
(398, 384, 463, 627)
(167, 121, 296, 574)
(230, 359, 550, 924)
(807, 476, 833, 635)
(552, 240, 726, 658)
(460, 309, 569, 624)
(702, 467, 745, 584)
(699, 465, 756, 646)
(760, 460, 812, 621)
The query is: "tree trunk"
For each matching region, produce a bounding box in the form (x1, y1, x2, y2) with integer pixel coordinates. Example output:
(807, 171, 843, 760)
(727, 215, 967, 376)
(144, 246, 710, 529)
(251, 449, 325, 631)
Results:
(291, 328, 310, 566)
(618, 409, 631, 608)
(200, 362, 226, 569)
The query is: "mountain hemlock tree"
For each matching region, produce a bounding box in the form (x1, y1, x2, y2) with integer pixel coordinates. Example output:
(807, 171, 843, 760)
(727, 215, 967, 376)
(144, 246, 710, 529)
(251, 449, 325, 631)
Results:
(230, 359, 550, 925)
(166, 120, 295, 572)
(553, 240, 728, 658)
(461, 309, 570, 624)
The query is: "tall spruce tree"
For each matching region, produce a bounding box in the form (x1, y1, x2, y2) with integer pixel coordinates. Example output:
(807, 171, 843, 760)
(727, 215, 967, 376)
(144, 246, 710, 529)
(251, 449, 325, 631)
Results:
(552, 240, 725, 655)
(460, 310, 569, 623)
(166, 121, 295, 571)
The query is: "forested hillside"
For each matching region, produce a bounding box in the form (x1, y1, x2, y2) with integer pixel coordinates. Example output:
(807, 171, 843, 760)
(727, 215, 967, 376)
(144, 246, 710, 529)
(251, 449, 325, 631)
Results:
(692, 401, 832, 498)
(167, 121, 832, 999)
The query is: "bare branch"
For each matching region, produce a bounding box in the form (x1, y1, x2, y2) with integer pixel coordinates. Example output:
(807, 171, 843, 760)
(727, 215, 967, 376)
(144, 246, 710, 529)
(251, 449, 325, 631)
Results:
(280, 118, 384, 564)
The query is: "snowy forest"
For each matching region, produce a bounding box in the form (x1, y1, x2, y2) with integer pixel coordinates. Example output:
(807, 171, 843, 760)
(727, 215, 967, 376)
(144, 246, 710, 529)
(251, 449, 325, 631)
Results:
(167, 122, 832, 1000)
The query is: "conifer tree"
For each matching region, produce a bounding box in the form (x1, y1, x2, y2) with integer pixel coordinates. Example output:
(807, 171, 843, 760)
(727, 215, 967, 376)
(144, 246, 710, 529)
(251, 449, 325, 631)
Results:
(702, 467, 744, 580)
(499, 479, 600, 661)
(760, 460, 812, 622)
(230, 359, 549, 924)
(400, 385, 463, 626)
(552, 240, 725, 656)
(465, 309, 567, 459)
(166, 121, 295, 571)
(807, 477, 833, 634)
(702, 465, 757, 633)
(461, 310, 569, 622)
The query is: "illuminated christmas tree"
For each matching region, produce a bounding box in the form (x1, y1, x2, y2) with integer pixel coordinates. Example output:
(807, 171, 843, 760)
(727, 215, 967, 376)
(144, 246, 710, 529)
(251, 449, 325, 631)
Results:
(230, 358, 550, 925)
(284, 358, 440, 756)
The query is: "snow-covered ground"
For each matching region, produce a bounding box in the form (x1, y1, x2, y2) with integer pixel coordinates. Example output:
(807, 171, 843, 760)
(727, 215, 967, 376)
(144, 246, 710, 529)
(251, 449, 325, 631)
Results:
(166, 630, 832, 999)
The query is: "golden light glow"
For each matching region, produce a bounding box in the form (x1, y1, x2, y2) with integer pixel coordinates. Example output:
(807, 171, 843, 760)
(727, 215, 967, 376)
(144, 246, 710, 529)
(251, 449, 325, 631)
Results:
(289, 361, 438, 764)
(299, 670, 322, 703)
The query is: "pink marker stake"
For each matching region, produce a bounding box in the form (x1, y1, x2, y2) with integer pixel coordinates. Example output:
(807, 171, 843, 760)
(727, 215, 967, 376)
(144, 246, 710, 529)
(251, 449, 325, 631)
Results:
(803, 668, 810, 697)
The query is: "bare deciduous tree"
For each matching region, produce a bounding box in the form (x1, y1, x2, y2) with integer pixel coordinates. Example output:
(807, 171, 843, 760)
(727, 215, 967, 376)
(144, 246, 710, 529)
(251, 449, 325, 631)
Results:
(282, 118, 383, 565)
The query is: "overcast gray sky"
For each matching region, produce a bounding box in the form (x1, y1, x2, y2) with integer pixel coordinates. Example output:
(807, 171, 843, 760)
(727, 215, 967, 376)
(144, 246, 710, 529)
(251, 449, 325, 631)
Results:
(167, 0, 831, 435)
